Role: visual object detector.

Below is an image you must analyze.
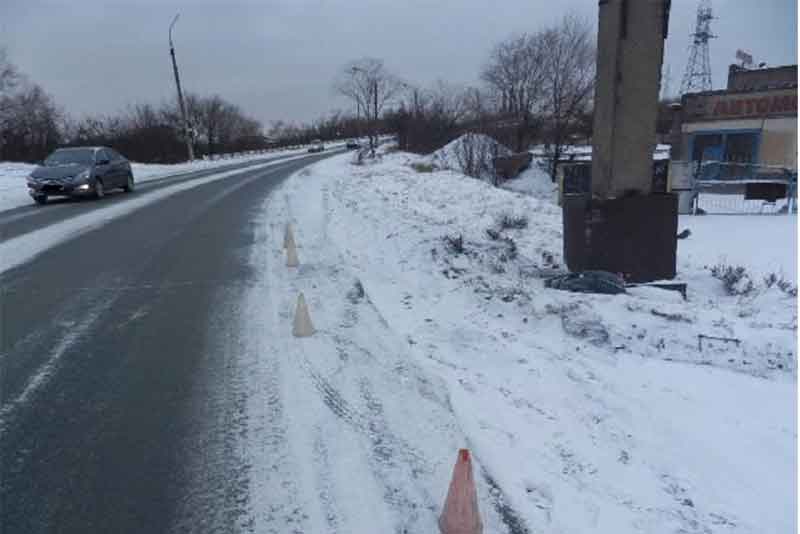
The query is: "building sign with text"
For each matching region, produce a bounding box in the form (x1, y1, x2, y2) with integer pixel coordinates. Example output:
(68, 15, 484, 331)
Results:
(684, 89, 797, 121)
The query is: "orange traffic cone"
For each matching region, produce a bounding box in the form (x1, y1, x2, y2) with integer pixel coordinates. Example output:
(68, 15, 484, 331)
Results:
(283, 223, 296, 250)
(286, 239, 300, 267)
(439, 449, 483, 534)
(292, 292, 315, 337)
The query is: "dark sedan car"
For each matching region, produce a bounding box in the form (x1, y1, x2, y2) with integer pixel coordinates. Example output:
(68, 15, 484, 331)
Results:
(27, 147, 135, 205)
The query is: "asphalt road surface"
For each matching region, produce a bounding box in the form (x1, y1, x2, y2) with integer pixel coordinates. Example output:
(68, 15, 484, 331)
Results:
(0, 151, 341, 534)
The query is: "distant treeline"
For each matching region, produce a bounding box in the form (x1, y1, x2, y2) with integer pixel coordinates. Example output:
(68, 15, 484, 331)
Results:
(0, 48, 377, 163)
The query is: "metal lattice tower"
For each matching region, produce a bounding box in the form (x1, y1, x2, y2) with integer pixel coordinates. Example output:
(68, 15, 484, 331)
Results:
(680, 0, 715, 94)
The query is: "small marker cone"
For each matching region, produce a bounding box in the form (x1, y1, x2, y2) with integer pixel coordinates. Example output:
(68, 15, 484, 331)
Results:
(286, 240, 300, 267)
(439, 449, 483, 534)
(283, 224, 296, 250)
(292, 293, 315, 337)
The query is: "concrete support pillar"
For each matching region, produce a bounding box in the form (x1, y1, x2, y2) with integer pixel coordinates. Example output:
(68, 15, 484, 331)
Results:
(592, 0, 670, 198)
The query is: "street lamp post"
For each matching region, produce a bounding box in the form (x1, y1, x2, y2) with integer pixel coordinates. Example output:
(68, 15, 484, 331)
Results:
(169, 14, 194, 161)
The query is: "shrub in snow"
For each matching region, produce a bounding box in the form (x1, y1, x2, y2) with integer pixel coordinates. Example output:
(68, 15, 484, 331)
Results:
(485, 228, 501, 241)
(498, 236, 518, 262)
(346, 279, 366, 303)
(443, 234, 465, 255)
(709, 263, 756, 297)
(410, 162, 435, 173)
(497, 212, 529, 230)
(763, 273, 798, 297)
(431, 133, 511, 183)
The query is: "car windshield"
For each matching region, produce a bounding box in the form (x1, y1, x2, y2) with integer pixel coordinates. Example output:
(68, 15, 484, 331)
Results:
(44, 149, 94, 166)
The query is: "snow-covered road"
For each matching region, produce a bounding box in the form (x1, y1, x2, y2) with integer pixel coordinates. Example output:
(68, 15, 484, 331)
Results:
(239, 150, 796, 533)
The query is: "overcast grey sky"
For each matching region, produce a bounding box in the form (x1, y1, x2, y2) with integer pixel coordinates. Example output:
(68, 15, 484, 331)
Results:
(1, 0, 796, 127)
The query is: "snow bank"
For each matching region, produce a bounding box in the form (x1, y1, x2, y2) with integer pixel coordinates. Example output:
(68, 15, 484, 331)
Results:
(266, 150, 796, 533)
(0, 162, 37, 213)
(501, 163, 558, 203)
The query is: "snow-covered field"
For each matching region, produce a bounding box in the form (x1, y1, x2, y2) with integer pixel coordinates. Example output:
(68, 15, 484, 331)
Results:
(248, 149, 796, 533)
(0, 145, 341, 214)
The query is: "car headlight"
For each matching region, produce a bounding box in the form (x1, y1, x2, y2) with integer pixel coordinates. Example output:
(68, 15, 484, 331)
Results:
(75, 184, 91, 191)
(77, 169, 91, 181)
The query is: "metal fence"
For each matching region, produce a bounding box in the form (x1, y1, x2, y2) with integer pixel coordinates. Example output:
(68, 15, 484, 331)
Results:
(670, 160, 797, 215)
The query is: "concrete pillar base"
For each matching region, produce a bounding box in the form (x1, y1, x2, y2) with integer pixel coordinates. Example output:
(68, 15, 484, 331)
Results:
(562, 193, 678, 283)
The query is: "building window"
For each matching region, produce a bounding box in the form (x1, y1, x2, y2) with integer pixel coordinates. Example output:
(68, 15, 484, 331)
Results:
(724, 132, 758, 163)
(692, 133, 723, 161)
(691, 130, 762, 181)
(691, 131, 760, 163)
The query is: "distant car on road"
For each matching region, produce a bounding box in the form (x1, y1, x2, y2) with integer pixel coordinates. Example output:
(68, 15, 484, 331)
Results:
(27, 147, 135, 205)
(307, 140, 325, 153)
(345, 139, 360, 150)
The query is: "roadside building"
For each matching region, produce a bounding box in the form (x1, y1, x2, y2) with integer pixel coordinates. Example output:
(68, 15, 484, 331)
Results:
(672, 64, 797, 170)
(669, 64, 797, 213)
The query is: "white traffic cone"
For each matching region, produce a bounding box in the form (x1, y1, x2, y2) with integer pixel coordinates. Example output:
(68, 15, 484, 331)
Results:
(286, 239, 300, 267)
(292, 293, 315, 337)
(283, 223, 296, 250)
(439, 449, 483, 534)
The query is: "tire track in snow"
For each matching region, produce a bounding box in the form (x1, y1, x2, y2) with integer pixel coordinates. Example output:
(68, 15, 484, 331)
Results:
(239, 213, 311, 534)
(311, 427, 342, 533)
(246, 163, 530, 533)
(278, 186, 440, 531)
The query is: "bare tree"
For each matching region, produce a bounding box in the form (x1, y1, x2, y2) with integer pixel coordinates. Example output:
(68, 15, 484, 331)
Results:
(335, 58, 401, 155)
(540, 15, 596, 180)
(480, 33, 548, 150)
(481, 33, 546, 118)
(1, 82, 62, 161)
(0, 47, 21, 157)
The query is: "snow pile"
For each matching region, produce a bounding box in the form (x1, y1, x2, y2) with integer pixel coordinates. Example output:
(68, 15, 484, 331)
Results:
(0, 162, 37, 212)
(501, 163, 558, 203)
(261, 150, 796, 533)
(430, 133, 511, 181)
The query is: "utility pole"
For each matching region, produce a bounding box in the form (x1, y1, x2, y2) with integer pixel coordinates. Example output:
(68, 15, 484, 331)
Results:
(169, 14, 194, 161)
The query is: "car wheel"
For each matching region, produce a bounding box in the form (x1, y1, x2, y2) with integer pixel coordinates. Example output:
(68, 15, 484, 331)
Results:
(94, 180, 105, 199)
(123, 173, 135, 193)
(33, 194, 47, 205)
